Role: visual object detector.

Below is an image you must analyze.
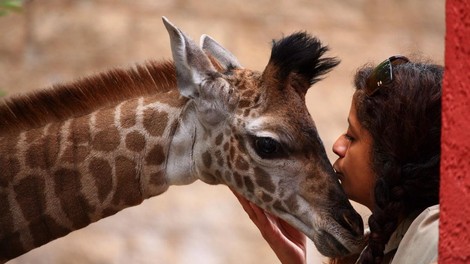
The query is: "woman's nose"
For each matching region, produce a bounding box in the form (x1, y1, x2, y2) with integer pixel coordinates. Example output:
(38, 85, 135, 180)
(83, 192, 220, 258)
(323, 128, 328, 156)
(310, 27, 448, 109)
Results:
(332, 135, 348, 158)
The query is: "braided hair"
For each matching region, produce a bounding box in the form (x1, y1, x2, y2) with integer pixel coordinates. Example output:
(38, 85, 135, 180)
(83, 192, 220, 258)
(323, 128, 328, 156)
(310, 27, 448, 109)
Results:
(353, 59, 443, 263)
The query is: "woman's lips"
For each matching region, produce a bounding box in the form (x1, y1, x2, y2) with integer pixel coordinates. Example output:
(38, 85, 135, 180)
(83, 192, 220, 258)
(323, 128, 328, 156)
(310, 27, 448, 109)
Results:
(333, 165, 344, 182)
(337, 173, 344, 183)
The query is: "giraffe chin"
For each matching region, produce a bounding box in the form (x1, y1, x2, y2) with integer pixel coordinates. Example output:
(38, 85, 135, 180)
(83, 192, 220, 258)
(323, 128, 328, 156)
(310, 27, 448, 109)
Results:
(308, 218, 366, 257)
(312, 229, 356, 257)
(274, 208, 364, 257)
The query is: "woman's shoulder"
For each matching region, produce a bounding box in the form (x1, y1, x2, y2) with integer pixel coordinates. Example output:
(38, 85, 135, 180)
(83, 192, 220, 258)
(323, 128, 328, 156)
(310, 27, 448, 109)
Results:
(390, 205, 439, 264)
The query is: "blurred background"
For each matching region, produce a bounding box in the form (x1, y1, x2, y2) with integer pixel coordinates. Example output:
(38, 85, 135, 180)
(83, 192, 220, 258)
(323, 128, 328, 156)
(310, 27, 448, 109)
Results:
(0, 0, 444, 263)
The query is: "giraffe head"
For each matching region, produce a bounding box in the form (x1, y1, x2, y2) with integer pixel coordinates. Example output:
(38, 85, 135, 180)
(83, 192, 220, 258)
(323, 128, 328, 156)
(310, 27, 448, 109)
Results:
(163, 17, 364, 257)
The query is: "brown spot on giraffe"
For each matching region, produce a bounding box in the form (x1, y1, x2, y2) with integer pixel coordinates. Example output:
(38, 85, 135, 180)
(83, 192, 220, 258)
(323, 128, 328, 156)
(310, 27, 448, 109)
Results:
(89, 158, 113, 203)
(146, 144, 166, 166)
(273, 200, 288, 213)
(202, 171, 218, 184)
(238, 99, 251, 109)
(25, 127, 61, 170)
(125, 131, 146, 152)
(113, 156, 142, 206)
(53, 168, 94, 229)
(26, 143, 48, 170)
(233, 172, 243, 188)
(0, 192, 14, 239)
(25, 128, 43, 143)
(13, 175, 46, 220)
(202, 151, 212, 169)
(243, 109, 251, 117)
(149, 170, 167, 191)
(215, 150, 224, 167)
(0, 157, 19, 187)
(215, 170, 222, 179)
(28, 215, 70, 249)
(92, 127, 121, 152)
(243, 176, 254, 193)
(235, 155, 249, 171)
(61, 145, 89, 164)
(261, 192, 273, 203)
(143, 108, 168, 137)
(254, 167, 276, 193)
(226, 156, 233, 170)
(229, 144, 235, 161)
(94, 108, 115, 130)
(0, 231, 23, 261)
(120, 98, 138, 129)
(224, 171, 233, 183)
(69, 116, 91, 144)
(236, 136, 247, 152)
(215, 133, 224, 145)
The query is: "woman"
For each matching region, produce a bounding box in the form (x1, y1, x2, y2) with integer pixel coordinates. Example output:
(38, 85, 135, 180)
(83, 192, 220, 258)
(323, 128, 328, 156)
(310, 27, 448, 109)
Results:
(232, 56, 443, 264)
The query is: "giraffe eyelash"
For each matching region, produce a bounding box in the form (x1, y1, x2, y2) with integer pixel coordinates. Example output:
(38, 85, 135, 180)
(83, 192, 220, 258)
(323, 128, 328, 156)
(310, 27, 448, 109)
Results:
(248, 134, 288, 159)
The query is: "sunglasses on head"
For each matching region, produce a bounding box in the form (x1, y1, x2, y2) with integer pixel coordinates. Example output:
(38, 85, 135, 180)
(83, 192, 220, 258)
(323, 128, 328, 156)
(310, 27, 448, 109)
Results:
(365, 55, 410, 96)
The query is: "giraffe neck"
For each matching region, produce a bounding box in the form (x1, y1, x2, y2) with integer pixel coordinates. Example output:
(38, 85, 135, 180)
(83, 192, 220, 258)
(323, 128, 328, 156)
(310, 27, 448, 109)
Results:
(0, 90, 197, 261)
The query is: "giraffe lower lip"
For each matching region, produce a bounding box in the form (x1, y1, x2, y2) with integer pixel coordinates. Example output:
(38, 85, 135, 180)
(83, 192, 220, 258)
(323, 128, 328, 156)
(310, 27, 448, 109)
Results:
(317, 229, 350, 256)
(272, 206, 312, 240)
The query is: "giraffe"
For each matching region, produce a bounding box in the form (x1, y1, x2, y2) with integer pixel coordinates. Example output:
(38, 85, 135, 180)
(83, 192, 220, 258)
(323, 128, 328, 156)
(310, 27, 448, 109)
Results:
(0, 17, 364, 262)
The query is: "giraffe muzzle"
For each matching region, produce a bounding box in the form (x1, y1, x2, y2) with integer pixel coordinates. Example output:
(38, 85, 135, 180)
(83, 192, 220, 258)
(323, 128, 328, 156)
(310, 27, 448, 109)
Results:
(338, 209, 364, 238)
(316, 207, 365, 256)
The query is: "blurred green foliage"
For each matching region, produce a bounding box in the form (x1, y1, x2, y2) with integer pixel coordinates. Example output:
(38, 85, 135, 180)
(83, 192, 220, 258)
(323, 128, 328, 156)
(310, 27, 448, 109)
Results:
(0, 0, 23, 16)
(0, 90, 6, 97)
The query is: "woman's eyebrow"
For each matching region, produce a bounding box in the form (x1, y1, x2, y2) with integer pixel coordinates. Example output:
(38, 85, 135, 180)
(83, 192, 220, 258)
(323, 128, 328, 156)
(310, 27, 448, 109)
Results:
(347, 117, 359, 135)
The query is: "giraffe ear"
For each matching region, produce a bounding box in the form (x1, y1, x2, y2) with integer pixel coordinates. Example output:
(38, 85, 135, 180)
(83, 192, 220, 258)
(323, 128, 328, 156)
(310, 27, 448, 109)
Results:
(200, 34, 242, 71)
(163, 17, 238, 125)
(162, 17, 216, 99)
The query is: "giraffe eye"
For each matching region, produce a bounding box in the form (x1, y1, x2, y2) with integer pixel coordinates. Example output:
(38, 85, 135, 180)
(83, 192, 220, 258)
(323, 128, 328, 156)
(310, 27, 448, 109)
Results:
(253, 137, 284, 159)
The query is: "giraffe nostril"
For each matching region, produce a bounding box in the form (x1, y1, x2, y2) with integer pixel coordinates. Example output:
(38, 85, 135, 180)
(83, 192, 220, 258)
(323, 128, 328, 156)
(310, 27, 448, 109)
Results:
(343, 212, 353, 227)
(339, 210, 364, 238)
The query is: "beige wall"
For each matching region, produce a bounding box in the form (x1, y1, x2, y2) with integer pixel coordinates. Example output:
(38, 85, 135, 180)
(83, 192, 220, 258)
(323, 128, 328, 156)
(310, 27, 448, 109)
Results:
(0, 1, 444, 263)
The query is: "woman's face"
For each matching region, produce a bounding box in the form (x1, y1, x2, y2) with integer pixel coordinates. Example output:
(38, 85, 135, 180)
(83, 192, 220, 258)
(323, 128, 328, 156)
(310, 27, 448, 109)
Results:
(332, 97, 376, 210)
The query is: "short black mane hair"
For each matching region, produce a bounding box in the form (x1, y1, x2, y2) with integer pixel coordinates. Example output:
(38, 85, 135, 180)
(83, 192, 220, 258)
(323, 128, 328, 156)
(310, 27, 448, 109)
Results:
(269, 32, 340, 85)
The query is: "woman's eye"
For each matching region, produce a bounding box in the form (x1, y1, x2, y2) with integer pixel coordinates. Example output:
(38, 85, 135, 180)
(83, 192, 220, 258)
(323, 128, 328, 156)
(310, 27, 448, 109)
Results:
(253, 137, 283, 158)
(344, 134, 355, 142)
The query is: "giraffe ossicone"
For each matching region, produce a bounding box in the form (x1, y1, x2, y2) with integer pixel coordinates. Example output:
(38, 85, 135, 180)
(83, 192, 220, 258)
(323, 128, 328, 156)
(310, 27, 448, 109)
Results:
(0, 17, 364, 262)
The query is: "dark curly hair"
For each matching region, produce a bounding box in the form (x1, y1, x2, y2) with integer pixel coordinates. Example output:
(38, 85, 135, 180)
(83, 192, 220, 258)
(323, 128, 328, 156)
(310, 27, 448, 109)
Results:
(352, 59, 443, 263)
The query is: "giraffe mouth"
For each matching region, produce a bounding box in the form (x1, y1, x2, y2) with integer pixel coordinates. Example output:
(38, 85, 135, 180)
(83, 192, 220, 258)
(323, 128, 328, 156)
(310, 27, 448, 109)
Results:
(315, 229, 351, 256)
(272, 196, 363, 257)
(273, 208, 354, 256)
(271, 204, 311, 233)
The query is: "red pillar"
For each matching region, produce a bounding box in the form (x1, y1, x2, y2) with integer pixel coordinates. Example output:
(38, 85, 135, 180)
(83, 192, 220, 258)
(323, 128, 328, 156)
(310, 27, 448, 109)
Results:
(440, 0, 470, 263)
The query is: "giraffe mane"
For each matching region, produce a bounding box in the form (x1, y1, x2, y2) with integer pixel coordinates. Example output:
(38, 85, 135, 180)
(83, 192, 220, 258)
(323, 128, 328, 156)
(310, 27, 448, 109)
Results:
(266, 32, 340, 94)
(0, 60, 177, 135)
